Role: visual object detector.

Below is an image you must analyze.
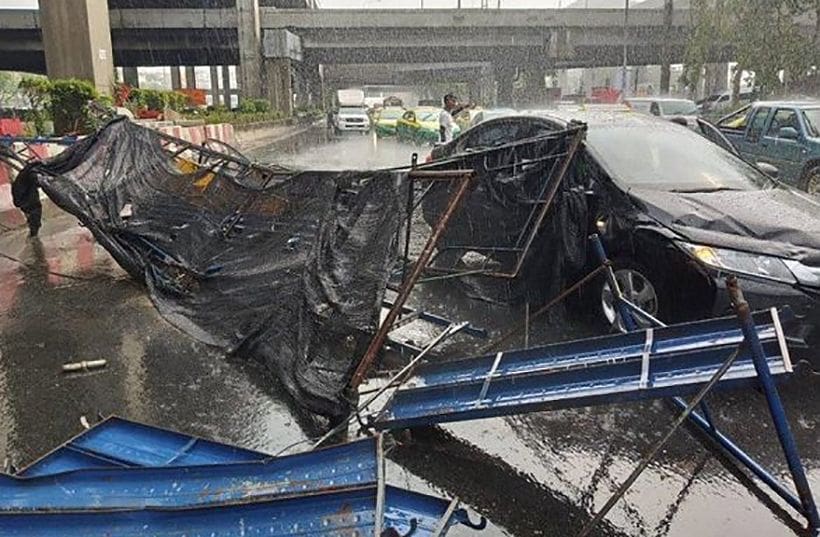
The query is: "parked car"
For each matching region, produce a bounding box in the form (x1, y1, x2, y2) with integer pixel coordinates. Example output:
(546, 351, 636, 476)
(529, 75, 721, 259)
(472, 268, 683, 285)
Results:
(429, 111, 820, 357)
(715, 101, 820, 193)
(697, 88, 757, 113)
(373, 107, 405, 137)
(396, 107, 460, 145)
(625, 97, 698, 127)
(332, 105, 370, 134)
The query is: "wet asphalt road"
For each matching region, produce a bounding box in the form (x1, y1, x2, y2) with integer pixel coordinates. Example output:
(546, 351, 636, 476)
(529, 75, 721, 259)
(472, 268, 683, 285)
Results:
(0, 132, 817, 537)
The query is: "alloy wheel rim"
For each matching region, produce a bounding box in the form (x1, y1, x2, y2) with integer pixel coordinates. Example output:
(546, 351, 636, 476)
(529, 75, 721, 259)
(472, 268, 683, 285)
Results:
(601, 268, 659, 330)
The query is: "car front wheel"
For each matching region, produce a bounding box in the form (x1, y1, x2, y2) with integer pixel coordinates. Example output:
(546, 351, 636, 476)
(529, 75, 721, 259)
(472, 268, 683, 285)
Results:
(599, 263, 662, 331)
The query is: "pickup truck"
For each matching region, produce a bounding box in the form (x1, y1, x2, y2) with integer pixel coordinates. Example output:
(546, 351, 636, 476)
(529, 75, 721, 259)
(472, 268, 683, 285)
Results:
(716, 101, 820, 194)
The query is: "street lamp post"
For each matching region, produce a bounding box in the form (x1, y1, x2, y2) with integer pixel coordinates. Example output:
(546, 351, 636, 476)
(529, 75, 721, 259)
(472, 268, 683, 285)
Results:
(622, 0, 629, 99)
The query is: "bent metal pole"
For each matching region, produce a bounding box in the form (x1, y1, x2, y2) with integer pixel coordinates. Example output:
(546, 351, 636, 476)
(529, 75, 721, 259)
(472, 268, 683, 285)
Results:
(349, 170, 475, 390)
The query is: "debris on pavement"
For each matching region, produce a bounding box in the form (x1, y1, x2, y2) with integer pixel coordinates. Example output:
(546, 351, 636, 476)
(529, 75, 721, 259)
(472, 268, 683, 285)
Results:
(61, 359, 107, 373)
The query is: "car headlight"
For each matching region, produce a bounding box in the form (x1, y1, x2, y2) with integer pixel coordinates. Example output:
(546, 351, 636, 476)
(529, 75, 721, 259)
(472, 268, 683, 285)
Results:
(784, 260, 820, 288)
(678, 242, 796, 284)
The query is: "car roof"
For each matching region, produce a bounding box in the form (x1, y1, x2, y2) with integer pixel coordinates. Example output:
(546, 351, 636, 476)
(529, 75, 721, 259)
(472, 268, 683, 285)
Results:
(626, 97, 694, 102)
(753, 100, 820, 108)
(492, 109, 684, 130)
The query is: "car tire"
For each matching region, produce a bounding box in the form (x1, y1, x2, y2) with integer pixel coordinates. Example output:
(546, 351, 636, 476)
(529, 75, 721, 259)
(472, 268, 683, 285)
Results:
(799, 164, 820, 195)
(586, 259, 666, 332)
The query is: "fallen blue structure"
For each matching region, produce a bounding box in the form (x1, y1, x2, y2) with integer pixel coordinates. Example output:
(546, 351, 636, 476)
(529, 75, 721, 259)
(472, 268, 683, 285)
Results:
(369, 308, 792, 430)
(364, 234, 817, 533)
(2, 418, 483, 536)
(16, 416, 263, 477)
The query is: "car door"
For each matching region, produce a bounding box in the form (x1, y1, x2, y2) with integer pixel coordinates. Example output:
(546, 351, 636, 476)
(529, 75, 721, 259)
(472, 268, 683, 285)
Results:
(397, 111, 416, 142)
(760, 107, 804, 182)
(697, 118, 740, 156)
(739, 106, 772, 163)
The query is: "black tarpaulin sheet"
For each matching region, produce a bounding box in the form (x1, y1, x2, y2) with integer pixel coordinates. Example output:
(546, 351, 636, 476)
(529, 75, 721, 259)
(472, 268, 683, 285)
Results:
(13, 118, 408, 418)
(421, 127, 588, 303)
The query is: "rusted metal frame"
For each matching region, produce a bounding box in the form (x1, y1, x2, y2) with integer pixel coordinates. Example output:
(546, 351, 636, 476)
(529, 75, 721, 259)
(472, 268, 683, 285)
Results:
(510, 148, 564, 248)
(349, 171, 475, 390)
(491, 128, 584, 278)
(473, 128, 584, 279)
(420, 129, 584, 280)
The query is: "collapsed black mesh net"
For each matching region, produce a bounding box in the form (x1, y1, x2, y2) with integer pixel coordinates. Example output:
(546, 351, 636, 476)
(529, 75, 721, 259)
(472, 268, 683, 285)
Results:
(13, 118, 408, 418)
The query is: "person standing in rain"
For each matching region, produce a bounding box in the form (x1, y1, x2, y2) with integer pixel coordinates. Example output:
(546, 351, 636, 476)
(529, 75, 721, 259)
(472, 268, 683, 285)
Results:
(439, 93, 469, 144)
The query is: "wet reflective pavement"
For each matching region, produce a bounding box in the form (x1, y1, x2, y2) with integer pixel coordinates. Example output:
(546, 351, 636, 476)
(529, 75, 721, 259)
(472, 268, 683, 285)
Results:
(0, 134, 817, 537)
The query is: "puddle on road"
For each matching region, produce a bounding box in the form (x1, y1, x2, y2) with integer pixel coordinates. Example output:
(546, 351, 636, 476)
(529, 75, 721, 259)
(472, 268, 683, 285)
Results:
(0, 135, 816, 537)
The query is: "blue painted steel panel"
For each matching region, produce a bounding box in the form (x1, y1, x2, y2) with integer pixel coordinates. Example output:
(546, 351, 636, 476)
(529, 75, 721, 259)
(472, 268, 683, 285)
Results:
(0, 486, 468, 537)
(372, 311, 792, 430)
(386, 486, 475, 535)
(6, 420, 481, 535)
(0, 437, 378, 511)
(18, 417, 265, 477)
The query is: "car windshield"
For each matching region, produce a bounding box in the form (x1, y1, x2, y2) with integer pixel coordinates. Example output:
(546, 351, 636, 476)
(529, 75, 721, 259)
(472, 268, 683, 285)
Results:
(379, 109, 403, 120)
(661, 100, 697, 115)
(418, 111, 439, 122)
(627, 101, 652, 113)
(587, 125, 772, 192)
(803, 108, 820, 137)
(340, 107, 365, 114)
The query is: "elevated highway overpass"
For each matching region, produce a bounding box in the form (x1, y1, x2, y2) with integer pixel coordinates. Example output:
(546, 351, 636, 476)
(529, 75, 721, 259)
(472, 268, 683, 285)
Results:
(3, 3, 778, 111)
(0, 7, 696, 72)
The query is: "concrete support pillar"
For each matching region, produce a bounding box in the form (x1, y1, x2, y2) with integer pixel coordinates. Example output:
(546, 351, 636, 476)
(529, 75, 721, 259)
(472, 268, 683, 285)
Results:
(302, 64, 322, 107)
(123, 66, 139, 88)
(263, 59, 293, 117)
(479, 64, 495, 106)
(39, 0, 115, 95)
(236, 0, 264, 102)
(557, 69, 569, 94)
(170, 66, 182, 90)
(467, 79, 481, 104)
(520, 68, 545, 107)
(222, 66, 232, 108)
(659, 0, 673, 95)
(495, 65, 514, 107)
(210, 65, 220, 106)
(184, 66, 197, 88)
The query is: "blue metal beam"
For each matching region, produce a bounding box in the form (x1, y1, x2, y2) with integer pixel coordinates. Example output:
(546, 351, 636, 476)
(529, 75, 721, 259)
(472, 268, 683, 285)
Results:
(0, 485, 471, 537)
(0, 437, 379, 511)
(17, 417, 265, 477)
(370, 310, 792, 430)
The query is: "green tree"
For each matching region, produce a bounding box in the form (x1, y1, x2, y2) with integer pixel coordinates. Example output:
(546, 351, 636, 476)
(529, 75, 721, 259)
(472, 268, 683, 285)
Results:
(683, 0, 816, 100)
(19, 76, 52, 134)
(0, 72, 20, 106)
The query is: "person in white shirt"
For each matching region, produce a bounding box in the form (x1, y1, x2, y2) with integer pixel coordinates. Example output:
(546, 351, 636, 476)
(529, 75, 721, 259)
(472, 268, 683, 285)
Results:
(439, 93, 461, 143)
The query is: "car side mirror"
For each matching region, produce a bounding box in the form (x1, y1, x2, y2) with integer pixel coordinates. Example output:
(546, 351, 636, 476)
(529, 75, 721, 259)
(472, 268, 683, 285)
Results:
(778, 126, 799, 140)
(756, 162, 779, 178)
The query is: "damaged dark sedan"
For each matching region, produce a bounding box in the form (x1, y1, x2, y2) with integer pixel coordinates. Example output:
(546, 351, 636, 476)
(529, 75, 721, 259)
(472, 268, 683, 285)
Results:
(429, 111, 820, 356)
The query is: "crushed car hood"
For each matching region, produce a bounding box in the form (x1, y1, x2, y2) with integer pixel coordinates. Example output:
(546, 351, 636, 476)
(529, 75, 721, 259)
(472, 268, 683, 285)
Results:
(629, 187, 820, 266)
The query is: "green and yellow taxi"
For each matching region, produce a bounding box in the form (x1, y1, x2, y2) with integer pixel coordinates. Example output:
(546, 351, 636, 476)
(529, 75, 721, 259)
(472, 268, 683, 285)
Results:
(396, 107, 461, 145)
(373, 107, 405, 137)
